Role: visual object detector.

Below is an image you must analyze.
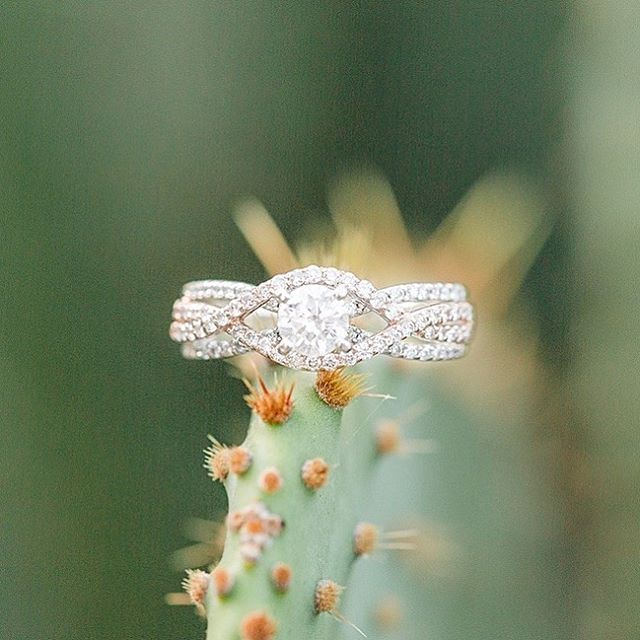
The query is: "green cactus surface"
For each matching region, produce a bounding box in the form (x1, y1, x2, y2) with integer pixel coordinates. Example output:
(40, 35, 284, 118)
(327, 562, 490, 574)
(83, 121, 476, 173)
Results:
(182, 352, 566, 640)
(203, 372, 377, 639)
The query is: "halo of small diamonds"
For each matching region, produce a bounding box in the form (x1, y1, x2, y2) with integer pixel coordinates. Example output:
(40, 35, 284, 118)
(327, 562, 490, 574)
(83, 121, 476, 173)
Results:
(169, 266, 473, 370)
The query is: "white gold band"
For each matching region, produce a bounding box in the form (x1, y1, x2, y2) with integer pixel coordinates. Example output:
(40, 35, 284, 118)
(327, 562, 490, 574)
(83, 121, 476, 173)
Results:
(169, 266, 473, 371)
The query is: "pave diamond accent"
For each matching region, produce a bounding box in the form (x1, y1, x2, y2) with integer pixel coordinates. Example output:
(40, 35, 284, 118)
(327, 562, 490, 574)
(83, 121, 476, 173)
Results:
(277, 284, 350, 357)
(170, 265, 474, 370)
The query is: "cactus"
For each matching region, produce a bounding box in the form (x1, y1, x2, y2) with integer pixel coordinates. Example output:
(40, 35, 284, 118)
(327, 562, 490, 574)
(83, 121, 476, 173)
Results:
(193, 361, 453, 640)
(194, 368, 379, 639)
(173, 172, 566, 639)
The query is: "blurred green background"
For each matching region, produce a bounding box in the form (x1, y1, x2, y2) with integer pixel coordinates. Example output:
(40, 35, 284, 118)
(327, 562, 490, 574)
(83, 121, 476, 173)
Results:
(1, 3, 637, 640)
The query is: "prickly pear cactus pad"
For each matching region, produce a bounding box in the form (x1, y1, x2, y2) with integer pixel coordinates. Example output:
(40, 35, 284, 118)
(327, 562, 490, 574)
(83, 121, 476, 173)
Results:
(198, 369, 380, 639)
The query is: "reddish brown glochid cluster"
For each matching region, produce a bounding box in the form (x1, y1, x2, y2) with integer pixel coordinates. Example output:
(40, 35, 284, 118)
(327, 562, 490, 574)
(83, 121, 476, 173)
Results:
(270, 561, 293, 593)
(229, 445, 253, 475)
(241, 610, 277, 640)
(181, 569, 209, 616)
(244, 375, 295, 425)
(301, 457, 330, 490)
(210, 565, 234, 597)
(375, 419, 402, 454)
(354, 521, 380, 556)
(231, 501, 284, 564)
(314, 579, 344, 614)
(204, 437, 230, 482)
(258, 466, 283, 494)
(315, 368, 367, 409)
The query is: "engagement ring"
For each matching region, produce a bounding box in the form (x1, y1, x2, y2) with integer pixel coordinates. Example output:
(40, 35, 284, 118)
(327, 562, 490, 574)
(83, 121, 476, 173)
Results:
(169, 265, 474, 371)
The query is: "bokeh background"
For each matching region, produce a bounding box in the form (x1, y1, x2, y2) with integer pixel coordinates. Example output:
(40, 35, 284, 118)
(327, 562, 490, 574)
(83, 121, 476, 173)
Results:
(2, 3, 637, 640)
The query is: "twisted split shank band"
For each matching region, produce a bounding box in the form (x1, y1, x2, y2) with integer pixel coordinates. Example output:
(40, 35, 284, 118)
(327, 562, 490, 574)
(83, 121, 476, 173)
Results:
(169, 265, 474, 371)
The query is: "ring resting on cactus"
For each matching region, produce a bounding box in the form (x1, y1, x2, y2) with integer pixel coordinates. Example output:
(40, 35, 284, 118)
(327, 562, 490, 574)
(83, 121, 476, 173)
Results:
(168, 172, 559, 640)
(171, 265, 476, 637)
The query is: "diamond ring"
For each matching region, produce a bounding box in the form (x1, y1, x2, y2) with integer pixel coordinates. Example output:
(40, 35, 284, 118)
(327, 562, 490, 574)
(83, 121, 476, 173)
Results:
(169, 265, 474, 371)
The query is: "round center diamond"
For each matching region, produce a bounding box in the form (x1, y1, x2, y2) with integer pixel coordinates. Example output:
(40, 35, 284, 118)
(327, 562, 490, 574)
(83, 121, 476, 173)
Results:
(277, 284, 350, 357)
